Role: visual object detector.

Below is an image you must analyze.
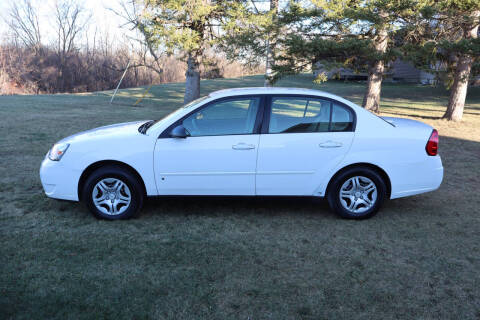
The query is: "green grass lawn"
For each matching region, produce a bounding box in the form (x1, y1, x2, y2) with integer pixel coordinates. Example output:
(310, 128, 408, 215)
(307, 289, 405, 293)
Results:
(1, 74, 479, 319)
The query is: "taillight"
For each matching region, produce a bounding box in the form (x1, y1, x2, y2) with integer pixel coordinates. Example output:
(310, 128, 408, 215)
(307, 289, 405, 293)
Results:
(426, 129, 439, 156)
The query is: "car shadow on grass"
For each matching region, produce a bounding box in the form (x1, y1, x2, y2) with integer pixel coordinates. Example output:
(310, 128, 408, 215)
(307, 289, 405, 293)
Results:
(141, 195, 333, 219)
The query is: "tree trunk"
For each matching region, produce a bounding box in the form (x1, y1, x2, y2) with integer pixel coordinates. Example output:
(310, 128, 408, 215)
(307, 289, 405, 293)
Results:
(443, 11, 479, 121)
(265, 39, 274, 87)
(184, 53, 200, 104)
(264, 0, 279, 87)
(362, 59, 385, 113)
(443, 54, 474, 121)
(362, 26, 388, 113)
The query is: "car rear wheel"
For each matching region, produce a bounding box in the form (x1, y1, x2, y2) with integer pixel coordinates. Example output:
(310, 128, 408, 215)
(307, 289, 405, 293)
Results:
(327, 167, 387, 219)
(82, 165, 144, 220)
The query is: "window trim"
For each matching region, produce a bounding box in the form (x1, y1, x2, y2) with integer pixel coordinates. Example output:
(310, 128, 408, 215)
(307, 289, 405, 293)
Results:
(159, 94, 266, 138)
(261, 94, 357, 134)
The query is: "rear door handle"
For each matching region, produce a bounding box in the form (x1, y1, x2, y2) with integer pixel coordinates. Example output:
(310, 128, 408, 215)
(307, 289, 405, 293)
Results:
(319, 141, 343, 148)
(232, 143, 256, 150)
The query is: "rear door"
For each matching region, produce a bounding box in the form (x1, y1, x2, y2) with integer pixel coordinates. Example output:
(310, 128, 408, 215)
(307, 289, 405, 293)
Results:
(256, 95, 355, 196)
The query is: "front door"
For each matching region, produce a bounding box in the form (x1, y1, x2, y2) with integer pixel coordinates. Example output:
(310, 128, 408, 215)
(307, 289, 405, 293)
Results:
(154, 96, 262, 195)
(256, 95, 355, 196)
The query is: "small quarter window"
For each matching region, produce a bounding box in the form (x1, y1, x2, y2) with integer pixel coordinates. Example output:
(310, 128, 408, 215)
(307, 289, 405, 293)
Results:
(331, 104, 354, 132)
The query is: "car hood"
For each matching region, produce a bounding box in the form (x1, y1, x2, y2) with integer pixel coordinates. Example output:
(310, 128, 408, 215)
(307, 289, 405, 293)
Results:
(58, 120, 149, 144)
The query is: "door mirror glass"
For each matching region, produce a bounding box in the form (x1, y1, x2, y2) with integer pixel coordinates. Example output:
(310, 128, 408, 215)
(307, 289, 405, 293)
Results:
(170, 125, 189, 138)
(182, 97, 260, 137)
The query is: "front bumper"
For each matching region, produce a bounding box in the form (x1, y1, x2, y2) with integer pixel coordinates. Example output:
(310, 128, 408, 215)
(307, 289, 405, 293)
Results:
(39, 156, 81, 201)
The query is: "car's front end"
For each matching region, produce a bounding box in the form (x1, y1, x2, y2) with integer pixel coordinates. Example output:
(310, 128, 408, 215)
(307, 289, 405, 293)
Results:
(40, 143, 82, 201)
(40, 121, 157, 202)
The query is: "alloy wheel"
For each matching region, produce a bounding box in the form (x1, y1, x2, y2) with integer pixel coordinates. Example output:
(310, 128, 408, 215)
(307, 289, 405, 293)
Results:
(92, 178, 131, 215)
(339, 176, 378, 214)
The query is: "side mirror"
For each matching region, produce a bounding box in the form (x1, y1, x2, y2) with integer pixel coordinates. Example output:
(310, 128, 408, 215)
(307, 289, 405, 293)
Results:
(170, 124, 189, 138)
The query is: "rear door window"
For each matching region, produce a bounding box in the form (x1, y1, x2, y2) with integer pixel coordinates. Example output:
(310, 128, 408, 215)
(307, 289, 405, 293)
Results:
(267, 96, 354, 133)
(268, 97, 331, 133)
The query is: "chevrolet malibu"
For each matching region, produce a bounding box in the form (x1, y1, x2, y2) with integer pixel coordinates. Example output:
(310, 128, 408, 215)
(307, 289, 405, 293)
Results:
(40, 87, 443, 220)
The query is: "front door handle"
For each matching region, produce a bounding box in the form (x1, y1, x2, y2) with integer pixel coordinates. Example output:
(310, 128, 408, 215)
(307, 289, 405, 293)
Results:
(319, 141, 343, 148)
(232, 143, 256, 150)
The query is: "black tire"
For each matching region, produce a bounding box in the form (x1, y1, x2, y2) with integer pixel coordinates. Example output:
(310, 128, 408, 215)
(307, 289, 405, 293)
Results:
(327, 167, 387, 219)
(82, 165, 144, 220)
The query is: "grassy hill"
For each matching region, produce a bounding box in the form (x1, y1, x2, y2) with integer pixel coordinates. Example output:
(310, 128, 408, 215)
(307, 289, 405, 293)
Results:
(1, 74, 479, 319)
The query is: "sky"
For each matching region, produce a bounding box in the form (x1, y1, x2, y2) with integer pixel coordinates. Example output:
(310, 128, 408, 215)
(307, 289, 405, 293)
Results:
(0, 0, 133, 46)
(0, 0, 276, 48)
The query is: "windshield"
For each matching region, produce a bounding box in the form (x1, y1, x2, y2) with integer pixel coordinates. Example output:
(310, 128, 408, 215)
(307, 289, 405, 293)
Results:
(182, 96, 210, 109)
(142, 95, 210, 133)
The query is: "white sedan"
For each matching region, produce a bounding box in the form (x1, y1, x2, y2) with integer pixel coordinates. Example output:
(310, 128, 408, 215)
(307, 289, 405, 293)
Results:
(40, 87, 443, 219)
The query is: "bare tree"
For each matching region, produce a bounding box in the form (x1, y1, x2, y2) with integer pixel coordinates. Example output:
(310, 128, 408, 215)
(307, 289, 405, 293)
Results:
(108, 0, 164, 76)
(53, 0, 91, 56)
(52, 0, 91, 91)
(4, 0, 42, 52)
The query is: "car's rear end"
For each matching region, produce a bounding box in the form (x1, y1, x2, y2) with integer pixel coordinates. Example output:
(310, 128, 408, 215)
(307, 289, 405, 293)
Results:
(380, 117, 443, 199)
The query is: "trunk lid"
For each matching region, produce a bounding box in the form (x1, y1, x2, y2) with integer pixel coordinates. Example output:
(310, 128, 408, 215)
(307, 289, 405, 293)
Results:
(381, 116, 432, 131)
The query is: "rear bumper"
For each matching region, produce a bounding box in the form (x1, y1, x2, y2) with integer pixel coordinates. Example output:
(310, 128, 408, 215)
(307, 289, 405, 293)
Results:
(39, 157, 80, 201)
(390, 155, 443, 199)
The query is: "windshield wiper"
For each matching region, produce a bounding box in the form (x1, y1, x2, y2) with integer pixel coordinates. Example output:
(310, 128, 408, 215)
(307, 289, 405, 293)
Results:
(138, 120, 155, 134)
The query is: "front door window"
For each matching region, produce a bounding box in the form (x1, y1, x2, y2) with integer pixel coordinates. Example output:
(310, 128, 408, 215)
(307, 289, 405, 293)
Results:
(182, 97, 260, 136)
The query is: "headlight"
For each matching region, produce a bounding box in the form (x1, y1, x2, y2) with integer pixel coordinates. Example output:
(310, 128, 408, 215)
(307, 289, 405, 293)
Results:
(48, 143, 70, 161)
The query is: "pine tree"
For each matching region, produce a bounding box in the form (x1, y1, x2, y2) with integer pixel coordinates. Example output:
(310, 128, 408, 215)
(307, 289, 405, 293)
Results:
(220, 0, 283, 86)
(135, 0, 240, 103)
(402, 1, 479, 121)
(438, 2, 479, 121)
(265, 0, 279, 86)
(274, 0, 428, 113)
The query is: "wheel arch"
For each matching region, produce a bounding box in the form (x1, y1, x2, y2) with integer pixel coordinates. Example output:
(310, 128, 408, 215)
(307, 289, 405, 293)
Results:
(325, 162, 392, 198)
(78, 160, 147, 201)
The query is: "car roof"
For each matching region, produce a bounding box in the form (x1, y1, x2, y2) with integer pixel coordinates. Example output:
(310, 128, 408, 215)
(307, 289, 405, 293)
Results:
(208, 87, 353, 105)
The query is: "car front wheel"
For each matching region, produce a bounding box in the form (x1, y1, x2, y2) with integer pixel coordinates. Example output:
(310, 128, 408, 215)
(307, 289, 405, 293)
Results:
(82, 165, 144, 220)
(327, 167, 387, 219)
